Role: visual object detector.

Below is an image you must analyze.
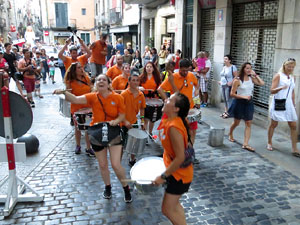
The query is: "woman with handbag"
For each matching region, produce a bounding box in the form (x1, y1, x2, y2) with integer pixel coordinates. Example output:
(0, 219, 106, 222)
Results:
(154, 93, 193, 225)
(64, 62, 94, 156)
(219, 55, 238, 118)
(228, 62, 264, 152)
(53, 74, 132, 203)
(267, 58, 300, 156)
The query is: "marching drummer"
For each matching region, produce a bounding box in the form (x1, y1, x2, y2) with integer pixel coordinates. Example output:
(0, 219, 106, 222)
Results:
(53, 74, 132, 203)
(121, 68, 146, 167)
(112, 63, 130, 92)
(158, 59, 199, 156)
(64, 62, 94, 156)
(139, 61, 161, 136)
(154, 93, 193, 225)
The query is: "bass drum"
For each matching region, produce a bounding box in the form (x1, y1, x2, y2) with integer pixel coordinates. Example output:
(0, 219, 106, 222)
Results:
(130, 156, 165, 194)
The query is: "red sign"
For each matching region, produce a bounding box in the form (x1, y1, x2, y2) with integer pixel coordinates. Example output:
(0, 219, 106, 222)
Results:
(44, 31, 49, 36)
(170, 0, 175, 5)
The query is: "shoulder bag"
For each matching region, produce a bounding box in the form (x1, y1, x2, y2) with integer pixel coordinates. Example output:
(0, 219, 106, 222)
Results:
(274, 85, 291, 111)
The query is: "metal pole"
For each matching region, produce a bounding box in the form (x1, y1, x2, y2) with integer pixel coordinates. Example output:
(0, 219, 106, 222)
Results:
(138, 4, 142, 51)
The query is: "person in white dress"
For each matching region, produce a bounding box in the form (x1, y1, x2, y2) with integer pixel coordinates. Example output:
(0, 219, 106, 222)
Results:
(267, 58, 299, 156)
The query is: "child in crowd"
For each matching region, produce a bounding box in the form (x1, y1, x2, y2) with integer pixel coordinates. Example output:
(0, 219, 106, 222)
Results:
(196, 51, 206, 77)
(48, 56, 56, 84)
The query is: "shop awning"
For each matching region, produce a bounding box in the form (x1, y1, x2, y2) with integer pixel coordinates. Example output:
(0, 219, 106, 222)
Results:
(110, 25, 138, 34)
(125, 0, 169, 8)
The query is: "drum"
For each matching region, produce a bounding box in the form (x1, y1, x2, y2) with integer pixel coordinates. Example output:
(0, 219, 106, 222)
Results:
(125, 128, 148, 155)
(145, 99, 164, 122)
(88, 122, 121, 147)
(130, 157, 165, 194)
(59, 95, 71, 118)
(73, 108, 93, 130)
(187, 108, 201, 123)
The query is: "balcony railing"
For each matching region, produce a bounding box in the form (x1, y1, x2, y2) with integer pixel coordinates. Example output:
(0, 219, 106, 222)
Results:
(0, 18, 6, 27)
(49, 19, 76, 30)
(110, 8, 122, 24)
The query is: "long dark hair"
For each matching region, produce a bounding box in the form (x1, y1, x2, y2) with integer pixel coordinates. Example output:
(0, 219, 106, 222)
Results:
(238, 62, 251, 83)
(140, 61, 161, 88)
(64, 62, 79, 83)
(174, 93, 191, 143)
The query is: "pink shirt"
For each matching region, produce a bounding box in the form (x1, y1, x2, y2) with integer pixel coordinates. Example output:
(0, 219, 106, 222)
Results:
(197, 57, 206, 71)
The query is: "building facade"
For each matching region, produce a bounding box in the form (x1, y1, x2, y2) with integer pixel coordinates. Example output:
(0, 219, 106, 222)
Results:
(41, 0, 96, 45)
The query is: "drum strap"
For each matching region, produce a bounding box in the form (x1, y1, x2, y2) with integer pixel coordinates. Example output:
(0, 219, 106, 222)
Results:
(97, 94, 107, 120)
(179, 79, 186, 91)
(76, 78, 89, 86)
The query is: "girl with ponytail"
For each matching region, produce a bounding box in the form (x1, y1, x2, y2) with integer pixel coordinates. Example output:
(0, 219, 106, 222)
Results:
(154, 93, 193, 225)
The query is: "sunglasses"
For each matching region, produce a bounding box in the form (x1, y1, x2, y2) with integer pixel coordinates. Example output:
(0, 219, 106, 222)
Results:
(287, 58, 296, 62)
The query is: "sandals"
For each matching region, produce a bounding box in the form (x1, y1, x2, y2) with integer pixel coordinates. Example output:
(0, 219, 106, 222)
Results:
(242, 145, 255, 152)
(220, 112, 229, 119)
(228, 137, 235, 142)
(292, 152, 300, 158)
(267, 144, 273, 151)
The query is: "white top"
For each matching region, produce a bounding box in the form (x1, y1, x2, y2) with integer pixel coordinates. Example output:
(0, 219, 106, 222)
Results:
(220, 65, 237, 85)
(270, 72, 297, 121)
(205, 59, 212, 79)
(237, 78, 254, 97)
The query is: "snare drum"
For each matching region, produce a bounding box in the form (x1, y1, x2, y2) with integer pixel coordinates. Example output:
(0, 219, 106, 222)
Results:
(145, 99, 164, 122)
(187, 108, 201, 123)
(125, 128, 148, 155)
(130, 157, 165, 194)
(73, 108, 93, 130)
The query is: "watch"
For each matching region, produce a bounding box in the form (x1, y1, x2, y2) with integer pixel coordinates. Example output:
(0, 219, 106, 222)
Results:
(161, 173, 168, 180)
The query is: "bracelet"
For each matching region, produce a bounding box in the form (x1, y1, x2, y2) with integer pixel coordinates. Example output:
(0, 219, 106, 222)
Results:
(140, 116, 144, 119)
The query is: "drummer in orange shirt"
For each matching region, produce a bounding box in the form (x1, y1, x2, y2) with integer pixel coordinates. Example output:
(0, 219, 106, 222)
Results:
(106, 55, 123, 80)
(139, 61, 161, 135)
(112, 63, 130, 92)
(158, 59, 199, 149)
(121, 69, 146, 166)
(154, 93, 193, 225)
(58, 37, 91, 71)
(64, 62, 94, 156)
(53, 74, 132, 203)
(90, 33, 108, 78)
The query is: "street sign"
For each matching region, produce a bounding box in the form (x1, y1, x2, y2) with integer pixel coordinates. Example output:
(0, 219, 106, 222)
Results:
(44, 30, 49, 36)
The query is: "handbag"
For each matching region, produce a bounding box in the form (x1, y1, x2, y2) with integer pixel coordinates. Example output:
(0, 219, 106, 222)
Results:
(87, 94, 121, 146)
(170, 137, 195, 168)
(274, 85, 290, 111)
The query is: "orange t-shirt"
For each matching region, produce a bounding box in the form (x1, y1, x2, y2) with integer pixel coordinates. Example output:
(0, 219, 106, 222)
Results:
(106, 65, 122, 81)
(159, 72, 197, 108)
(121, 89, 146, 124)
(63, 55, 88, 71)
(158, 116, 193, 183)
(90, 40, 107, 65)
(112, 75, 128, 91)
(69, 75, 91, 113)
(141, 75, 158, 95)
(85, 91, 125, 125)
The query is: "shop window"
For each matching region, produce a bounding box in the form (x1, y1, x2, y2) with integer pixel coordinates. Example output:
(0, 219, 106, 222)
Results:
(82, 8, 86, 15)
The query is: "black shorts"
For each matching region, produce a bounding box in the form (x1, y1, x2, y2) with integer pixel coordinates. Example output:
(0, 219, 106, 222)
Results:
(165, 175, 191, 195)
(91, 142, 122, 152)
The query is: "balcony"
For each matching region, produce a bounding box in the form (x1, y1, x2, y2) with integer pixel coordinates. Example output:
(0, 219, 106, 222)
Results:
(0, 18, 6, 27)
(110, 8, 122, 25)
(49, 19, 76, 31)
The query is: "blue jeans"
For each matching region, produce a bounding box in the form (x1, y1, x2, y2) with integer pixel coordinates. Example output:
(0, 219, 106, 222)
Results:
(59, 66, 66, 79)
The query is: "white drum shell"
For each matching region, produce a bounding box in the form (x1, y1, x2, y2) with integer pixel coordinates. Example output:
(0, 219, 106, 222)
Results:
(187, 109, 202, 123)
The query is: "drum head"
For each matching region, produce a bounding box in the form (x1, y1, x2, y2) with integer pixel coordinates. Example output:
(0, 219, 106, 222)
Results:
(0, 91, 33, 138)
(128, 128, 148, 139)
(146, 98, 163, 106)
(188, 109, 198, 116)
(130, 157, 165, 184)
(74, 108, 92, 115)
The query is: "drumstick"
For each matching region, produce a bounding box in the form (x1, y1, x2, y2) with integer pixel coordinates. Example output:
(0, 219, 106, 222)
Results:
(145, 130, 155, 141)
(122, 179, 153, 183)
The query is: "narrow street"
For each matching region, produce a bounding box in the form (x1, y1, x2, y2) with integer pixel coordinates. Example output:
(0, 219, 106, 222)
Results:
(1, 70, 300, 224)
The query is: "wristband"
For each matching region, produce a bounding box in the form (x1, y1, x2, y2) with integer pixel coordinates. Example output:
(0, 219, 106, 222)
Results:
(161, 173, 168, 180)
(140, 116, 144, 119)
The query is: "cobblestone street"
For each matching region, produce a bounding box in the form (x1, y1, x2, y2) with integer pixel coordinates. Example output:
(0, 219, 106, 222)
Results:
(1, 102, 300, 224)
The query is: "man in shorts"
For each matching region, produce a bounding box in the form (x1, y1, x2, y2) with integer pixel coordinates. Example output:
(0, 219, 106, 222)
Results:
(198, 51, 211, 107)
(90, 33, 108, 78)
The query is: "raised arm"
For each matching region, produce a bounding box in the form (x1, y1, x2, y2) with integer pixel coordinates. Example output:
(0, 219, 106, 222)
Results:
(53, 89, 87, 105)
(79, 38, 91, 59)
(58, 38, 71, 62)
